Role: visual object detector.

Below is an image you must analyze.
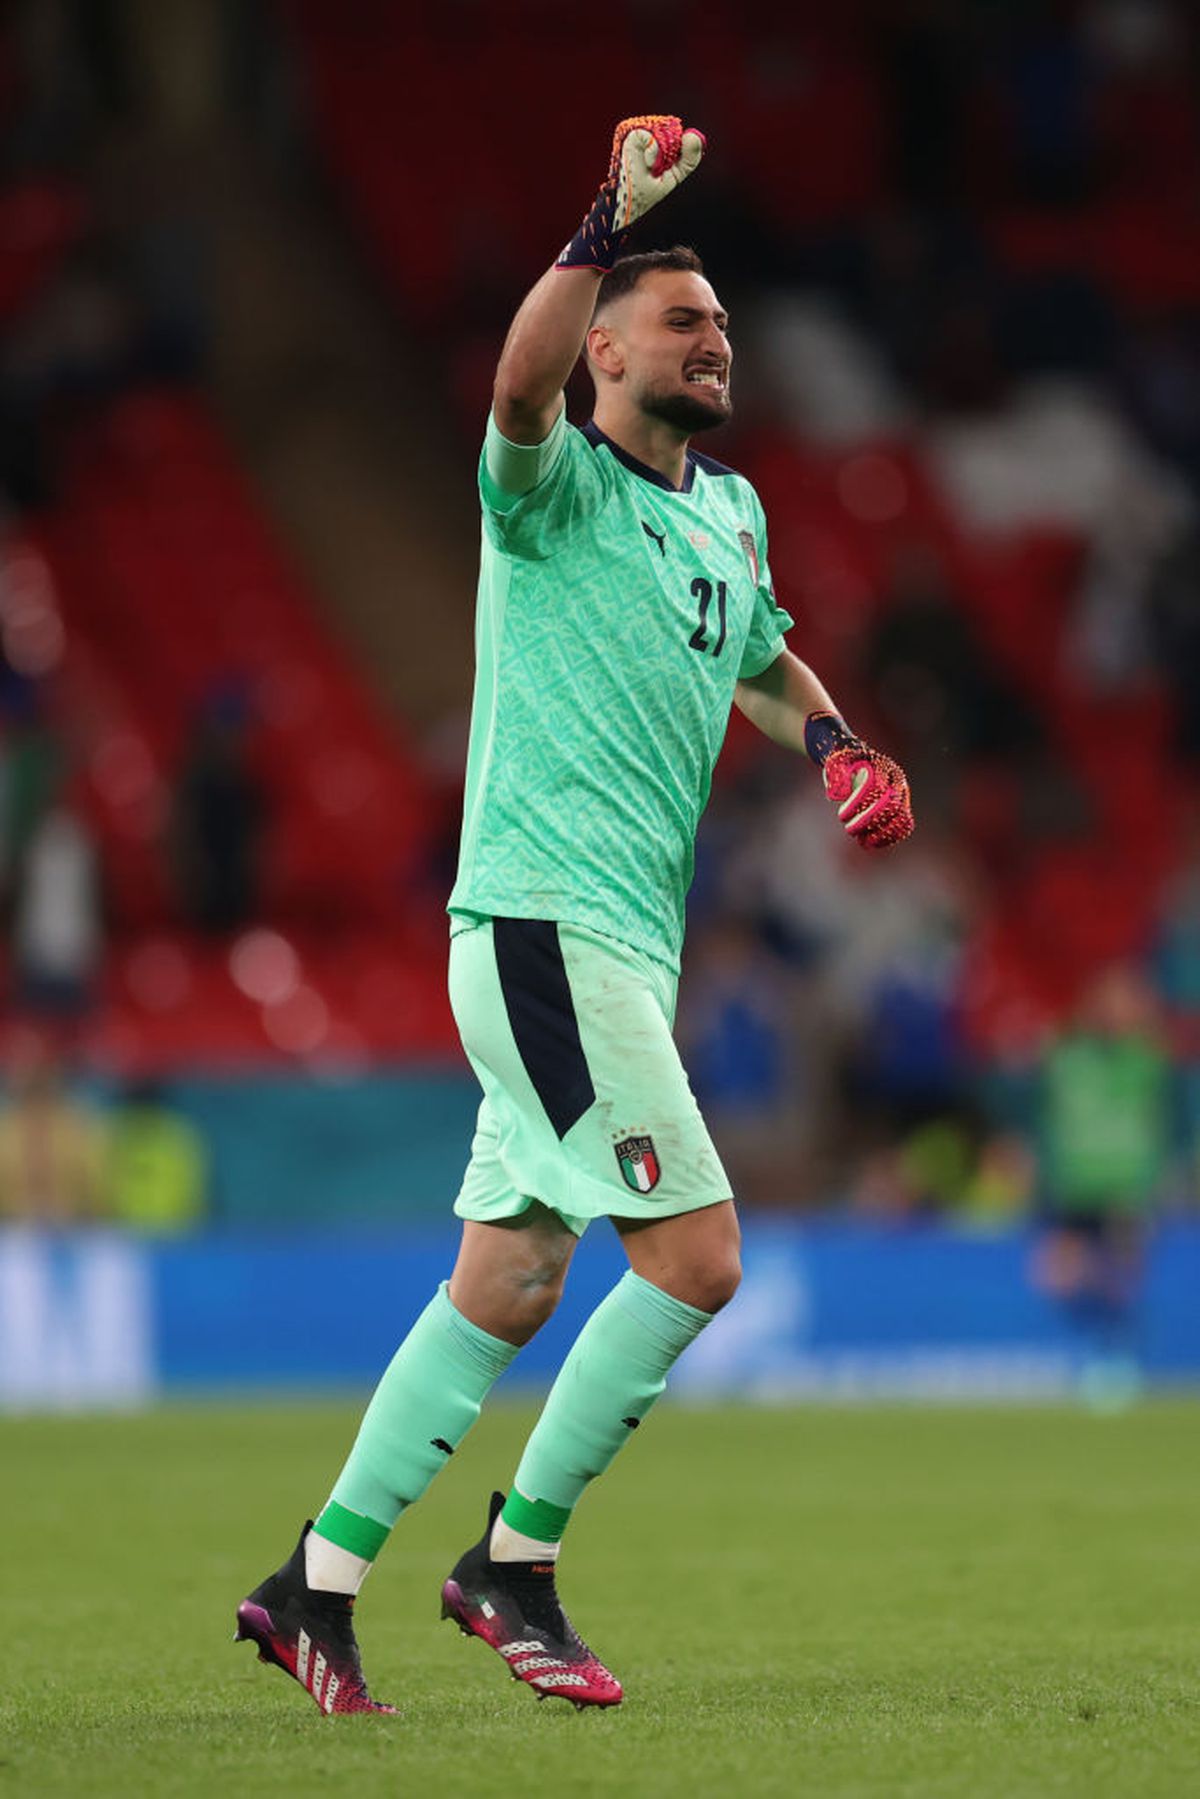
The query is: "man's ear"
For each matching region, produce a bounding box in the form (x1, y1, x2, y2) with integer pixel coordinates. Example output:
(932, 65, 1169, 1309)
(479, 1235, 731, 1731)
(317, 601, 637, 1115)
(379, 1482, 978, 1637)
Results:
(586, 322, 624, 380)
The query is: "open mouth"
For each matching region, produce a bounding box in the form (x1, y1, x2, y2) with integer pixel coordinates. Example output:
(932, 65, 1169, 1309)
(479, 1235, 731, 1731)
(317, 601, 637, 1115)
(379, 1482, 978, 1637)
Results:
(686, 368, 727, 392)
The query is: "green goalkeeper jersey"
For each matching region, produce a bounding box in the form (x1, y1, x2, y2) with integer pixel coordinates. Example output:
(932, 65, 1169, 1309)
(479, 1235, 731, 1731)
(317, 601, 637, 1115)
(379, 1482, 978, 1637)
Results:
(448, 410, 793, 973)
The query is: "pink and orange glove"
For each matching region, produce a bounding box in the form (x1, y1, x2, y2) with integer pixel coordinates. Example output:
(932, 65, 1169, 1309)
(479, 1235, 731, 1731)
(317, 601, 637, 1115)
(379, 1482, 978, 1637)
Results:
(557, 115, 706, 272)
(804, 711, 914, 850)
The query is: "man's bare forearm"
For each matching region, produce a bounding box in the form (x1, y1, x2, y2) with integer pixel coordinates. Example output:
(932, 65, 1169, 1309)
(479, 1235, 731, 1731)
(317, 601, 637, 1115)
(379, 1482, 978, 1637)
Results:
(492, 266, 603, 445)
(734, 650, 839, 756)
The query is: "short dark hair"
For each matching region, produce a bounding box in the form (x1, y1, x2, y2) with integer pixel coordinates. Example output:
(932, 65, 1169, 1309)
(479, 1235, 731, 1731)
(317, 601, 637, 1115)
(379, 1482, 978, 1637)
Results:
(593, 245, 705, 317)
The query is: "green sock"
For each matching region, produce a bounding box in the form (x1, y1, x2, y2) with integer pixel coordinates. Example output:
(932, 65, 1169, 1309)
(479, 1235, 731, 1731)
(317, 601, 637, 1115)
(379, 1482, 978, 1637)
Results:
(315, 1281, 517, 1559)
(500, 1270, 712, 1545)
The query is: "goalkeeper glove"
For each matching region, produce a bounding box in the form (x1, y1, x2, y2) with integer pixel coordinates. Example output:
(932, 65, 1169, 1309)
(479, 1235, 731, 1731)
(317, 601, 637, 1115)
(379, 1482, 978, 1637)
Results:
(557, 115, 706, 272)
(804, 711, 915, 850)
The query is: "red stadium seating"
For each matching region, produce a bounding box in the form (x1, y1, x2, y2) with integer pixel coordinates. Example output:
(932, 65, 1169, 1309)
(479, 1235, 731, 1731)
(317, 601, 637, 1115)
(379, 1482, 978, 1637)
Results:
(23, 388, 458, 1068)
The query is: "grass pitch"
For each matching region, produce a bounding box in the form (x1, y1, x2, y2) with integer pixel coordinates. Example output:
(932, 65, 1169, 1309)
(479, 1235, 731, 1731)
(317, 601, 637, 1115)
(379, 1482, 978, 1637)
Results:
(2, 1400, 1198, 1798)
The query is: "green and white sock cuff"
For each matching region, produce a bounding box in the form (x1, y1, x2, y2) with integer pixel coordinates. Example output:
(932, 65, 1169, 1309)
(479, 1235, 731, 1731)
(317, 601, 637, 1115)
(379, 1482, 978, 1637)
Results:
(313, 1500, 390, 1561)
(612, 1269, 713, 1354)
(434, 1281, 522, 1380)
(497, 1488, 573, 1546)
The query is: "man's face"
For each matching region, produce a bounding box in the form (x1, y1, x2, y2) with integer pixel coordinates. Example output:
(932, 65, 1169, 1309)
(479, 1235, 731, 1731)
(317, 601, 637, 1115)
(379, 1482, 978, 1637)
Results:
(591, 270, 733, 433)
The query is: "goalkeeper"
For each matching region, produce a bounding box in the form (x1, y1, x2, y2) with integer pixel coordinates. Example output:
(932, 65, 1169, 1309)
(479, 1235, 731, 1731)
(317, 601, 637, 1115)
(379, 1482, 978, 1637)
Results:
(237, 116, 914, 1715)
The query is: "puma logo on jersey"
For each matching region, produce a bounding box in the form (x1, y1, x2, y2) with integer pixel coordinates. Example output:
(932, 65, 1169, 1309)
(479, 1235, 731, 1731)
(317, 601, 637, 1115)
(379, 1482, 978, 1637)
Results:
(641, 520, 666, 556)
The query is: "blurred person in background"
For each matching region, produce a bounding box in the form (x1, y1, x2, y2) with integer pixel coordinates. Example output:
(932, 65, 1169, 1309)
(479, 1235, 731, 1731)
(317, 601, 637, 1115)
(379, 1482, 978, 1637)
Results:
(0, 682, 60, 913)
(1031, 962, 1172, 1408)
(103, 1078, 207, 1234)
(0, 1035, 104, 1226)
(956, 1131, 1038, 1231)
(1147, 518, 1200, 768)
(169, 687, 265, 934)
(848, 1122, 1036, 1230)
(732, 787, 972, 1182)
(678, 914, 799, 1209)
(864, 539, 1038, 823)
(235, 116, 914, 1718)
(1153, 810, 1200, 1040)
(10, 795, 101, 1019)
(1151, 814, 1200, 1205)
(0, 237, 142, 510)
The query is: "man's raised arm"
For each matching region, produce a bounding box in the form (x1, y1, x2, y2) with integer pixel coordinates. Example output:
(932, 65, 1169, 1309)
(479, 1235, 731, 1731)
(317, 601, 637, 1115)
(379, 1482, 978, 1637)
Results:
(492, 115, 706, 446)
(492, 269, 603, 446)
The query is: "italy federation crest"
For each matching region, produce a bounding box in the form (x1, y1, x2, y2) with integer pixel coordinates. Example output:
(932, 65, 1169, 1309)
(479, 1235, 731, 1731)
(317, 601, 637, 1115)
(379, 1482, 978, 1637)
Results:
(737, 528, 759, 585)
(615, 1135, 660, 1194)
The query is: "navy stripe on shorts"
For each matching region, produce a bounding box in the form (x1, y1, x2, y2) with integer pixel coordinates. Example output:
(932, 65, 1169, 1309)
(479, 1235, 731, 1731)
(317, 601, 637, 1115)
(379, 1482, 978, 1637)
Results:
(492, 918, 597, 1140)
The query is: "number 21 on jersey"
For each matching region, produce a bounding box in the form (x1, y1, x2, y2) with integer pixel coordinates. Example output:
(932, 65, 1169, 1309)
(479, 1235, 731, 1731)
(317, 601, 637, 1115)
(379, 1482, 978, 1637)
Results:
(688, 577, 727, 658)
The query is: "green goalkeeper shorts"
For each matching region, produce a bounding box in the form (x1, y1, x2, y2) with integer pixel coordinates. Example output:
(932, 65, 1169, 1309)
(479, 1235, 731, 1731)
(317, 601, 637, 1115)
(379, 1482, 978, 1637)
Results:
(448, 915, 731, 1236)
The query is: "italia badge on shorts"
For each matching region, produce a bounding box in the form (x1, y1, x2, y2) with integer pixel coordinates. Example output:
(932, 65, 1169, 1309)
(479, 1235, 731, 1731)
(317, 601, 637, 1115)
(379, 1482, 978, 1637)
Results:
(615, 1135, 661, 1194)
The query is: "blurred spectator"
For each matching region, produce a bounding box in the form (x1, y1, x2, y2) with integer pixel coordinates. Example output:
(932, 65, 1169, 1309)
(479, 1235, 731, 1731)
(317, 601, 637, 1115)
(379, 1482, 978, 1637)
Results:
(11, 799, 101, 1017)
(891, 1116, 975, 1219)
(820, 208, 1000, 409)
(170, 691, 266, 934)
(929, 379, 1185, 536)
(2, 0, 98, 171)
(1120, 315, 1200, 493)
(680, 917, 798, 1208)
(1158, 816, 1200, 1208)
(877, 6, 972, 209)
(750, 290, 906, 444)
(1153, 818, 1200, 1030)
(1154, 821, 1200, 1206)
(1086, 0, 1196, 204)
(0, 1039, 105, 1224)
(0, 705, 60, 909)
(958, 1131, 1037, 1229)
(864, 540, 1036, 818)
(1068, 477, 1190, 695)
(0, 239, 140, 507)
(1031, 962, 1172, 1403)
(848, 952, 968, 1120)
(103, 1078, 207, 1233)
(848, 1142, 925, 1224)
(736, 788, 973, 1004)
(1003, 10, 1098, 208)
(731, 776, 977, 1174)
(848, 1120, 1037, 1229)
(1147, 520, 1200, 765)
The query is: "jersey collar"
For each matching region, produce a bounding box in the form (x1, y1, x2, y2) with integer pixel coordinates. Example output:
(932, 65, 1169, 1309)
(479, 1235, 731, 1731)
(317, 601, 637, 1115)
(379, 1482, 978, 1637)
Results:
(582, 420, 696, 494)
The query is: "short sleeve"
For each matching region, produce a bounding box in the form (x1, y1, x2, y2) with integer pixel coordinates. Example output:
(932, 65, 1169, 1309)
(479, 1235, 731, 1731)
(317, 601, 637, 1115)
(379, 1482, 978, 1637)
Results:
(738, 496, 794, 679)
(479, 411, 610, 561)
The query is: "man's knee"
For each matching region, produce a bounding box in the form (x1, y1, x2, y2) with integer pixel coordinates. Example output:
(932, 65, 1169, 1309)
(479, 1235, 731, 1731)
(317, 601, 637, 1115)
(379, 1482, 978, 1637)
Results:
(508, 1258, 569, 1337)
(449, 1210, 576, 1345)
(618, 1200, 743, 1316)
(451, 1257, 566, 1346)
(683, 1250, 741, 1316)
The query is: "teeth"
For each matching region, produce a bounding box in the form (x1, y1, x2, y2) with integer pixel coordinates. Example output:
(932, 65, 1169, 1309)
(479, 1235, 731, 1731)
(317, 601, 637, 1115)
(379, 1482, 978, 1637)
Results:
(688, 372, 722, 387)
